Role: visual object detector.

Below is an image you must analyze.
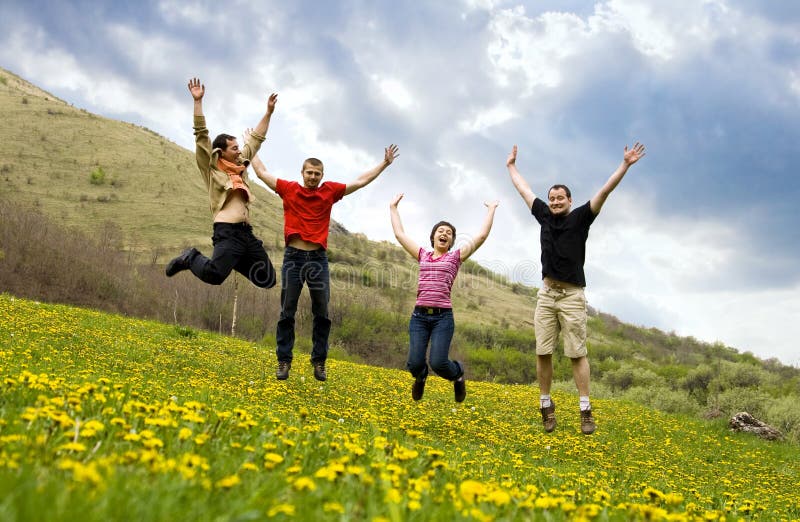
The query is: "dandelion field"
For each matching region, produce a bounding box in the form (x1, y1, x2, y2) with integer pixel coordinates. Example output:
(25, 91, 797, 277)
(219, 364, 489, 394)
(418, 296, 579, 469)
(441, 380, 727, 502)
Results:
(0, 294, 798, 521)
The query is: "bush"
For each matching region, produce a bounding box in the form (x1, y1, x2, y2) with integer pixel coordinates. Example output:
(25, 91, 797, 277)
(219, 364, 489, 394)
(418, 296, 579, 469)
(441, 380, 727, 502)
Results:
(604, 363, 665, 392)
(710, 388, 773, 419)
(766, 397, 800, 443)
(90, 167, 106, 185)
(465, 346, 536, 383)
(622, 385, 701, 416)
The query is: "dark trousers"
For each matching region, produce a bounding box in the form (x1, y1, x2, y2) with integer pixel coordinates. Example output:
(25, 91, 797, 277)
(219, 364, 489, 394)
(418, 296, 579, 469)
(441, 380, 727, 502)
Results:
(189, 222, 276, 288)
(275, 247, 331, 364)
(406, 308, 463, 381)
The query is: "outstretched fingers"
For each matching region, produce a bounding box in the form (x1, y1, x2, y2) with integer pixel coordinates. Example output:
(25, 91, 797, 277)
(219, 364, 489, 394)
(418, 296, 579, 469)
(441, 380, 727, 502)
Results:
(187, 77, 205, 99)
(385, 144, 400, 164)
(390, 193, 404, 207)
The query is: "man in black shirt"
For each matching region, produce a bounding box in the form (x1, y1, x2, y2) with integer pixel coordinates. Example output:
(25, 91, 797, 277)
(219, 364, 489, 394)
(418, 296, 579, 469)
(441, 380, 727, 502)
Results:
(506, 142, 646, 435)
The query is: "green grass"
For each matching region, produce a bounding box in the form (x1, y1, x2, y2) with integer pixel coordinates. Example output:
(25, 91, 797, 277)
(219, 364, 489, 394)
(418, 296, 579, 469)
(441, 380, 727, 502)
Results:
(1, 294, 798, 521)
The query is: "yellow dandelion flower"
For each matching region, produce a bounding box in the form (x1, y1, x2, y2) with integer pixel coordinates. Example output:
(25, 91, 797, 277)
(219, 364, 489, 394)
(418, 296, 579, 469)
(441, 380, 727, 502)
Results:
(293, 477, 316, 491)
(385, 488, 403, 504)
(216, 474, 241, 489)
(643, 487, 665, 503)
(664, 492, 684, 505)
(487, 489, 511, 506)
(393, 446, 419, 461)
(58, 442, 87, 452)
(142, 437, 164, 449)
(178, 427, 192, 441)
(267, 504, 295, 517)
(323, 502, 345, 514)
(460, 480, 487, 504)
(241, 462, 258, 472)
(72, 462, 102, 485)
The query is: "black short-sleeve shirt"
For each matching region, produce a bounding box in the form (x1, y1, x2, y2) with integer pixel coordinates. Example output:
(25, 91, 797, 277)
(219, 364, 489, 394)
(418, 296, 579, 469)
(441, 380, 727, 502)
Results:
(531, 198, 596, 287)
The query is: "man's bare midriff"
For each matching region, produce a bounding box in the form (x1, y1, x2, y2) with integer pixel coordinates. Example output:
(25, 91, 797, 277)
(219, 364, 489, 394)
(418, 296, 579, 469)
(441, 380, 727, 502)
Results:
(214, 189, 249, 224)
(287, 237, 323, 251)
(543, 276, 581, 290)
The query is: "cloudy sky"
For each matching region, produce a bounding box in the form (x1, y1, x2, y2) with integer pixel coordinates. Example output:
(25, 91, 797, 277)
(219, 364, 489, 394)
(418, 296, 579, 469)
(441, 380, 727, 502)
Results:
(2, 0, 799, 366)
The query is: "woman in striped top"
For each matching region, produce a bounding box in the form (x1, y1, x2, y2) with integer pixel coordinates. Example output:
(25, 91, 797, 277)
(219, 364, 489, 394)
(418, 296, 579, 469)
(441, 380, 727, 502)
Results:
(390, 193, 499, 402)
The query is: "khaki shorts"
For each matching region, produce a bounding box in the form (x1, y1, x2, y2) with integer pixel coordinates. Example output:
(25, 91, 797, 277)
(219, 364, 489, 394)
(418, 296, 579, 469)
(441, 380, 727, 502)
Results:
(534, 286, 588, 358)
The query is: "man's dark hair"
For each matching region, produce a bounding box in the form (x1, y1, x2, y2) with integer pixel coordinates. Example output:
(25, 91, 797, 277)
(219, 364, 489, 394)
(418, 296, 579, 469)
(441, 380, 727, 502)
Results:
(429, 221, 456, 250)
(548, 184, 572, 198)
(302, 157, 324, 171)
(212, 133, 237, 151)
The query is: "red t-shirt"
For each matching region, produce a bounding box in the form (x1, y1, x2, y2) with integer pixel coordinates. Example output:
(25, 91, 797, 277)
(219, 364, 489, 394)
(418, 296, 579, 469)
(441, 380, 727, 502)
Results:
(275, 179, 347, 249)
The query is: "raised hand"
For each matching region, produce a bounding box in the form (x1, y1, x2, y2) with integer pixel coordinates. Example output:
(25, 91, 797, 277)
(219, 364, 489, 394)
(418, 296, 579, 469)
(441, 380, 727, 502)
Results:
(623, 142, 646, 166)
(267, 93, 278, 115)
(506, 145, 518, 167)
(384, 144, 400, 165)
(484, 200, 500, 209)
(188, 77, 204, 101)
(390, 193, 404, 207)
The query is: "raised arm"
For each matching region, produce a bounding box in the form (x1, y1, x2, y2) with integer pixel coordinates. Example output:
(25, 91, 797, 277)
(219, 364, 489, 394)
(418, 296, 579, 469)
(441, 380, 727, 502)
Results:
(459, 200, 499, 262)
(589, 142, 646, 215)
(506, 145, 536, 210)
(252, 93, 278, 138)
(189, 78, 212, 181)
(389, 193, 422, 259)
(250, 153, 277, 192)
(345, 144, 399, 196)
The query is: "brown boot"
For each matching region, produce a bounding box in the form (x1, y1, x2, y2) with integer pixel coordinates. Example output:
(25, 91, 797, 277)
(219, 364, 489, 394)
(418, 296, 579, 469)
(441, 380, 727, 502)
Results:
(540, 400, 556, 432)
(580, 408, 596, 435)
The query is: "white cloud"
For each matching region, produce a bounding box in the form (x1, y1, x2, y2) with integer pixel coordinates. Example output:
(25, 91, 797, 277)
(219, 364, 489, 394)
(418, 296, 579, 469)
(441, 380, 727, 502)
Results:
(105, 24, 189, 76)
(371, 75, 415, 110)
(157, 0, 208, 26)
(458, 103, 515, 133)
(486, 7, 589, 93)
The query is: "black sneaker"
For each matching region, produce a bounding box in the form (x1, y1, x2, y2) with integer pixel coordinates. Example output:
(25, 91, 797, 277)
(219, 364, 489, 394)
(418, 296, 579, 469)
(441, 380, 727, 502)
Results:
(454, 376, 466, 403)
(165, 248, 198, 277)
(313, 362, 327, 382)
(540, 400, 556, 433)
(276, 361, 291, 380)
(412, 377, 426, 401)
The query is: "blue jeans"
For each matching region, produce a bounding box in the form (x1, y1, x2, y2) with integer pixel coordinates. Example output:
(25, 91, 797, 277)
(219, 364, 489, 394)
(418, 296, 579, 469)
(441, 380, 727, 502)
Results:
(406, 308, 463, 381)
(276, 247, 331, 364)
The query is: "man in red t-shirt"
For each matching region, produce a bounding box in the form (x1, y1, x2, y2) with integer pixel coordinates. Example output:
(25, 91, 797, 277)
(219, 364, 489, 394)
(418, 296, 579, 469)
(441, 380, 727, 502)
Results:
(251, 144, 398, 381)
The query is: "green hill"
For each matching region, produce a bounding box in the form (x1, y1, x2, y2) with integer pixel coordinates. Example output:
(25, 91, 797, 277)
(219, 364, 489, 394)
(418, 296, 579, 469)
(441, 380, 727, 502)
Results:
(1, 295, 798, 521)
(0, 66, 535, 328)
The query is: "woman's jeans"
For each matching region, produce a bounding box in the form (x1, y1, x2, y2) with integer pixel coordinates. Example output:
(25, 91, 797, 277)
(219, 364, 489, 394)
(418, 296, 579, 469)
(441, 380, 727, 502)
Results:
(275, 247, 331, 364)
(406, 308, 463, 381)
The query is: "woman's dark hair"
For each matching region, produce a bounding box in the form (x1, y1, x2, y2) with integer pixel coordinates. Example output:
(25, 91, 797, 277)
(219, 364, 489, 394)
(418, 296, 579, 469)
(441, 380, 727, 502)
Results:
(212, 133, 237, 151)
(429, 221, 456, 249)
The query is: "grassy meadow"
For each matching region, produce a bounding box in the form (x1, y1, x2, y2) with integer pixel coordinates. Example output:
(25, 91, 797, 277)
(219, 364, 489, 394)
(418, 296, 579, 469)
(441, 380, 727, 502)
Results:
(1, 294, 798, 521)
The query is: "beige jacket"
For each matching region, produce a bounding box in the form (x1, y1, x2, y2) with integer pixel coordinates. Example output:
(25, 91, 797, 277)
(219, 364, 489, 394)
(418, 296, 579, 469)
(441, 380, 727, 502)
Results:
(193, 115, 265, 216)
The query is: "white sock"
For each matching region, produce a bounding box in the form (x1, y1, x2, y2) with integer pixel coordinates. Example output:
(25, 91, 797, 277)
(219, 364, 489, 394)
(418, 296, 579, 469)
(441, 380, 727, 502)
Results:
(580, 396, 591, 411)
(540, 394, 551, 408)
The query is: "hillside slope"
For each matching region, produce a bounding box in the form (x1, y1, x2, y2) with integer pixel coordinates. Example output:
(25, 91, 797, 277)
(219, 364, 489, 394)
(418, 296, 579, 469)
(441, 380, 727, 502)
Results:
(1, 295, 797, 521)
(0, 66, 536, 328)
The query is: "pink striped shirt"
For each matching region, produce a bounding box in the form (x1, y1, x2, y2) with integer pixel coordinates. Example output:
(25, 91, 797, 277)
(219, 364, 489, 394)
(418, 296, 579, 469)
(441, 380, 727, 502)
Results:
(415, 248, 462, 308)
